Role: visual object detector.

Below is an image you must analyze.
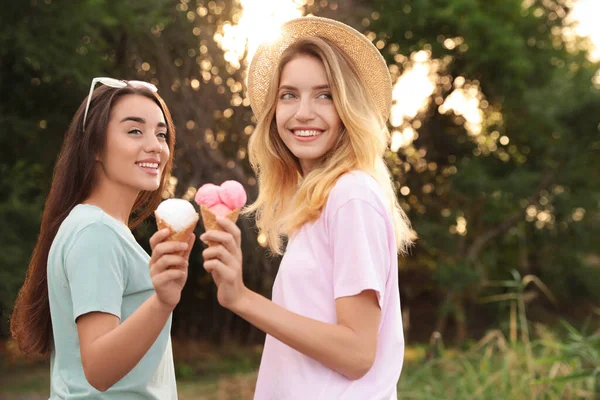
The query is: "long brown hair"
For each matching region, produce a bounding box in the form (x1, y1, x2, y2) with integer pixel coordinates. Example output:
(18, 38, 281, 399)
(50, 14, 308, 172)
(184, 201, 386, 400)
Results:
(10, 84, 176, 355)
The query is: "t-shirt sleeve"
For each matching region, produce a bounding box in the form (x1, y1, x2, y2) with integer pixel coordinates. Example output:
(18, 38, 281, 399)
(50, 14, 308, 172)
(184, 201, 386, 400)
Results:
(64, 222, 127, 322)
(329, 198, 391, 308)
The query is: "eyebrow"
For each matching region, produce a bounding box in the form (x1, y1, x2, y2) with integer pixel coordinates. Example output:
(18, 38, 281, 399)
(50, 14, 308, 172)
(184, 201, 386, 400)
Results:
(278, 84, 330, 91)
(120, 116, 167, 128)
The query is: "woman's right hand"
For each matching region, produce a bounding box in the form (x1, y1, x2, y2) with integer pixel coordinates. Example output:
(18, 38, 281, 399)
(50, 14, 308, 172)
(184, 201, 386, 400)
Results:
(149, 229, 195, 310)
(200, 216, 248, 312)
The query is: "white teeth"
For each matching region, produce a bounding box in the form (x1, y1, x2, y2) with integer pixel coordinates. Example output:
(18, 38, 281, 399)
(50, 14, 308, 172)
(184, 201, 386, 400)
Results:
(293, 130, 322, 137)
(137, 162, 159, 169)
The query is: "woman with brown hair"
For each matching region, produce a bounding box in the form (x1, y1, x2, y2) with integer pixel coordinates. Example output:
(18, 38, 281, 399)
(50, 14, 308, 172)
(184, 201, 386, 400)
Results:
(10, 78, 194, 399)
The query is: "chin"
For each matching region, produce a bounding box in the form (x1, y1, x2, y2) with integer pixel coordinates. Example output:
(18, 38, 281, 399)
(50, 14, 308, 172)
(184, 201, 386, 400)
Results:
(294, 151, 325, 163)
(135, 180, 161, 192)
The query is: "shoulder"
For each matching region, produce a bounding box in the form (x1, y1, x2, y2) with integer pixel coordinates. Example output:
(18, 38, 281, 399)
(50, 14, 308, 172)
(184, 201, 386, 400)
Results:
(62, 205, 126, 256)
(327, 170, 387, 215)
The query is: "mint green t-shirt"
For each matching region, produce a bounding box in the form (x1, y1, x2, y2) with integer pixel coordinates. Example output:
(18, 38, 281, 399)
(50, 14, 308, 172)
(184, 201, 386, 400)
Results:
(47, 204, 177, 399)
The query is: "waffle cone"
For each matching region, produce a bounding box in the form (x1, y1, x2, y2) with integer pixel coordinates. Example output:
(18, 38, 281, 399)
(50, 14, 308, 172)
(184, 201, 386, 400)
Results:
(200, 205, 240, 247)
(155, 212, 199, 243)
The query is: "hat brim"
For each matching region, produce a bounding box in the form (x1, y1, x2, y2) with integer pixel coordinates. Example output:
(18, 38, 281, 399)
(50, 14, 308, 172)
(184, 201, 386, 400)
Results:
(247, 16, 392, 122)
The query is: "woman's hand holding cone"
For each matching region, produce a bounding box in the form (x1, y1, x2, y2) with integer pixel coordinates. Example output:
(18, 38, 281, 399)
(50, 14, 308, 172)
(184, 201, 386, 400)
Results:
(200, 216, 248, 311)
(149, 229, 195, 310)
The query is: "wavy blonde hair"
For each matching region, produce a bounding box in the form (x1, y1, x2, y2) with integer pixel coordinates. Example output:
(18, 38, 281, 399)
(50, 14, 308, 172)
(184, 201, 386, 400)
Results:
(245, 36, 413, 255)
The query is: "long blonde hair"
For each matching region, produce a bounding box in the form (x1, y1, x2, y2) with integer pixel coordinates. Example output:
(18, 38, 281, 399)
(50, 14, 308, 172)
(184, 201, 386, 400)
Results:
(245, 37, 413, 255)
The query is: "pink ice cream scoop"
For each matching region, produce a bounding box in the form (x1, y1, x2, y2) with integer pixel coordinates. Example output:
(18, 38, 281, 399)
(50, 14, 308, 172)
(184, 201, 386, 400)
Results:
(218, 180, 247, 210)
(208, 203, 234, 217)
(195, 180, 247, 217)
(194, 183, 221, 208)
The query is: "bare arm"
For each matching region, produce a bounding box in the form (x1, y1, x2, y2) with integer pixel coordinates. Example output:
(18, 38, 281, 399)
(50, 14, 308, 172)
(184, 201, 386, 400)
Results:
(235, 288, 380, 379)
(77, 230, 193, 392)
(201, 218, 381, 380)
(76, 295, 171, 391)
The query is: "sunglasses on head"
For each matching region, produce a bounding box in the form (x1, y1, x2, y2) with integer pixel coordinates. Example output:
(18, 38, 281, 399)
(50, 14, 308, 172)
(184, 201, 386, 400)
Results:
(82, 77, 158, 132)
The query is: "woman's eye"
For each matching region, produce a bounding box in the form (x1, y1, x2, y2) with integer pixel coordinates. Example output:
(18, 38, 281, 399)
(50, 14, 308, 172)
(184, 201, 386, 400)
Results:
(280, 92, 295, 100)
(318, 93, 333, 100)
(128, 128, 143, 135)
(157, 132, 168, 139)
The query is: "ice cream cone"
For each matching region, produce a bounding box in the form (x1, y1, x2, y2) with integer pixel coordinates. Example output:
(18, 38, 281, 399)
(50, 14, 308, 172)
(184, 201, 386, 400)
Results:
(200, 205, 240, 247)
(155, 212, 199, 242)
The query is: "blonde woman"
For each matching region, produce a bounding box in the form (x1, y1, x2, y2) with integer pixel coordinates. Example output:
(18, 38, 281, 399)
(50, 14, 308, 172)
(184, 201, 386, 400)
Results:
(200, 16, 414, 399)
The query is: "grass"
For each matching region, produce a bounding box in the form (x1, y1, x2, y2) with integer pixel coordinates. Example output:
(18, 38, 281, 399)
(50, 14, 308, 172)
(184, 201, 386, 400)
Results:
(2, 283, 599, 400)
(2, 325, 598, 400)
(3, 273, 598, 399)
(0, 339, 261, 400)
(0, 362, 257, 400)
(397, 327, 599, 399)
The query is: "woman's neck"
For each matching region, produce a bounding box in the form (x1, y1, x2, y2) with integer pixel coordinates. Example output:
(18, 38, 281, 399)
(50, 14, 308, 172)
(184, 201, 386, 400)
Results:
(83, 176, 139, 226)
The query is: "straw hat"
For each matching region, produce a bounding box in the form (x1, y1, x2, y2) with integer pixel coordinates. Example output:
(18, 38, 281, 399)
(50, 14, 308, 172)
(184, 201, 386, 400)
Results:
(247, 16, 393, 122)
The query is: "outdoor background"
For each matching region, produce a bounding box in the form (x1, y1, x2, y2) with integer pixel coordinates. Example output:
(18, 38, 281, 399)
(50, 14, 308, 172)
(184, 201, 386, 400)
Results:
(1, 0, 599, 398)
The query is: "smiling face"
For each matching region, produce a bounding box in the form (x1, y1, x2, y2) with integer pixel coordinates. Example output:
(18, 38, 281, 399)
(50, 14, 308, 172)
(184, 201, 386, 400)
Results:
(275, 54, 343, 174)
(97, 94, 170, 196)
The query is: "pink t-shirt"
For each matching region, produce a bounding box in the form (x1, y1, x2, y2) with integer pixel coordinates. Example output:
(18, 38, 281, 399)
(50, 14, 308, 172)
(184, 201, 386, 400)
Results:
(254, 171, 404, 400)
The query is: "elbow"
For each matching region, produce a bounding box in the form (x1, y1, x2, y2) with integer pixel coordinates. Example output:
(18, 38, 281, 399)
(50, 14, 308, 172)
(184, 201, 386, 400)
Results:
(93, 383, 110, 393)
(84, 373, 110, 392)
(82, 359, 111, 392)
(345, 351, 376, 381)
(347, 363, 374, 381)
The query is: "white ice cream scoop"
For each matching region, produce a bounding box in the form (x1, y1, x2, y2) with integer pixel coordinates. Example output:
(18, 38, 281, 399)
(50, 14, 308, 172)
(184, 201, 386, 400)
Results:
(155, 199, 199, 241)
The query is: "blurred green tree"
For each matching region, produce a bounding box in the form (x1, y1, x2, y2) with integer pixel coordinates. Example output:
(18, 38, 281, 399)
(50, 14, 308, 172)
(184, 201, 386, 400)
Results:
(1, 0, 598, 345)
(370, 0, 600, 341)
